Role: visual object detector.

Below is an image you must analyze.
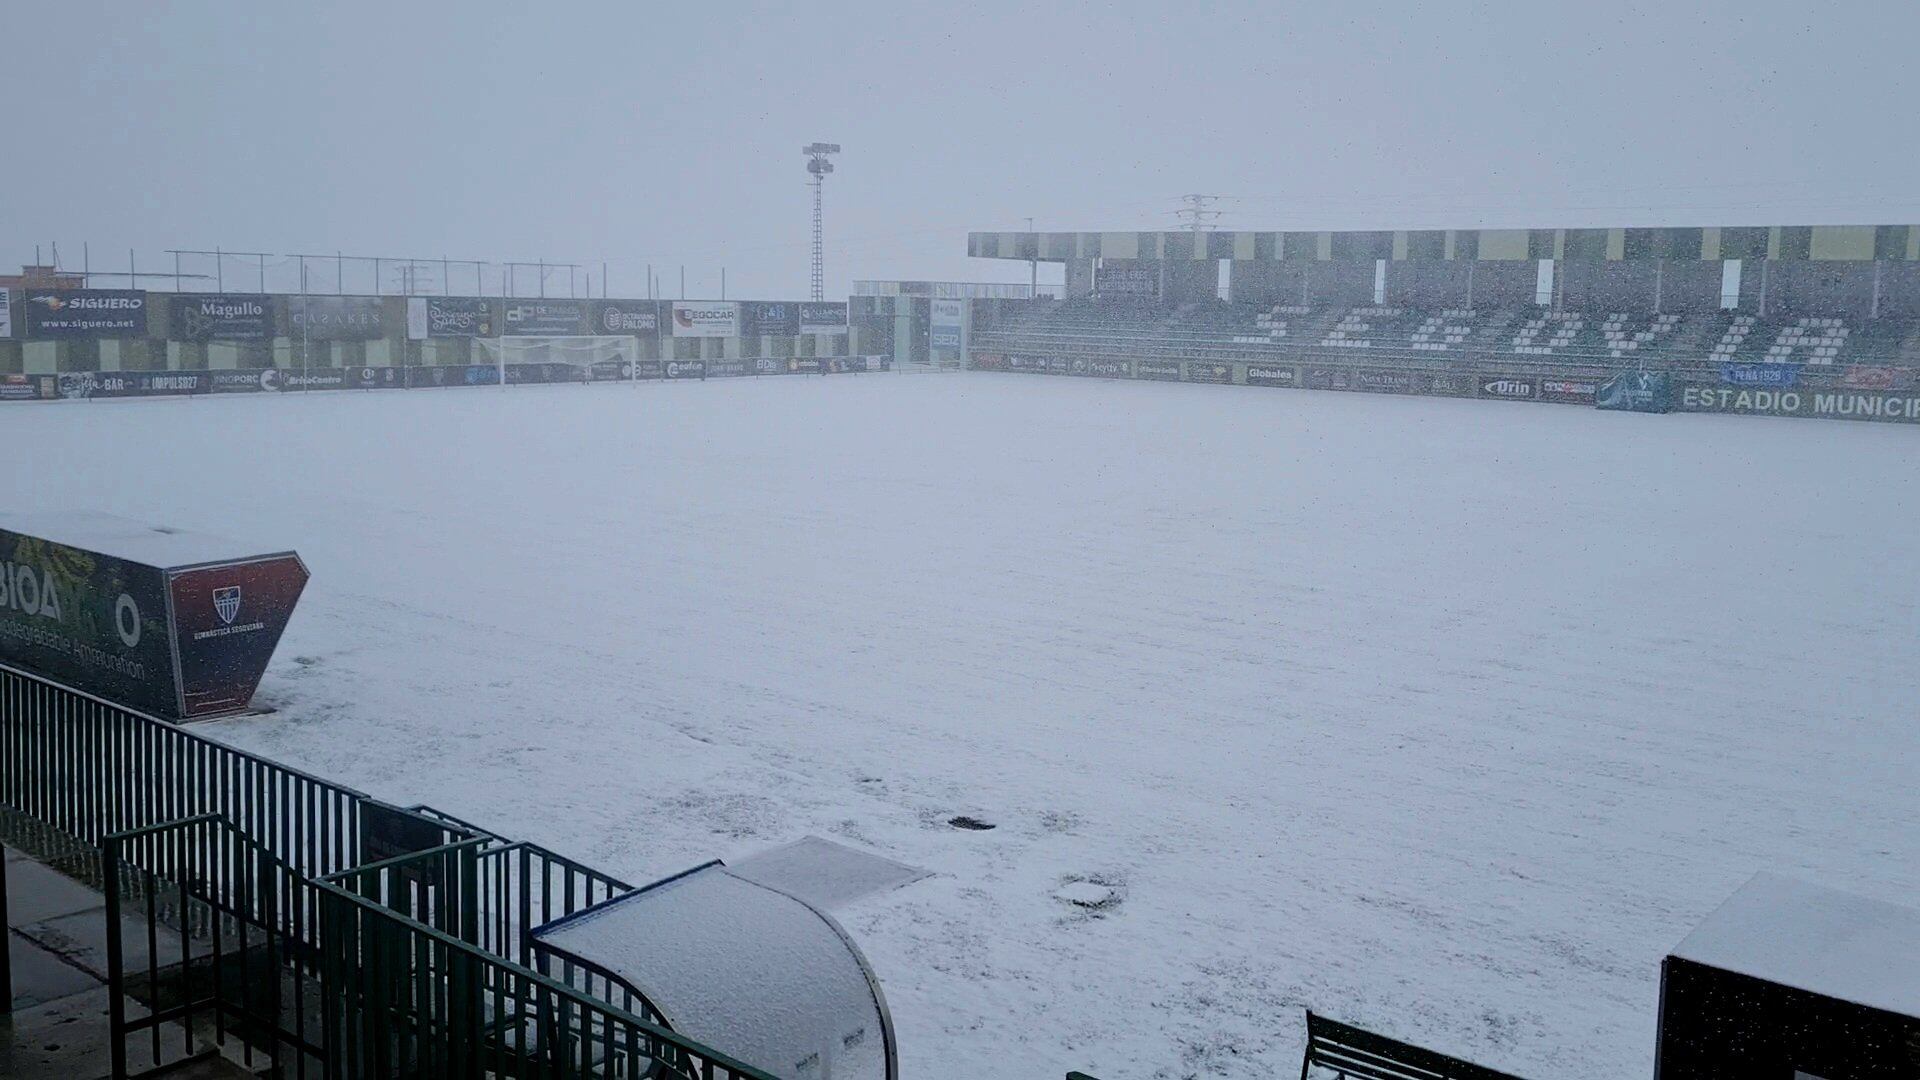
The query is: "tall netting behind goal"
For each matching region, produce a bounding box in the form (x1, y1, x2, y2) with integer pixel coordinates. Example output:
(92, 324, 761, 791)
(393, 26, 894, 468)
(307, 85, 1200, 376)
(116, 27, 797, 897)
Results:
(471, 336, 642, 385)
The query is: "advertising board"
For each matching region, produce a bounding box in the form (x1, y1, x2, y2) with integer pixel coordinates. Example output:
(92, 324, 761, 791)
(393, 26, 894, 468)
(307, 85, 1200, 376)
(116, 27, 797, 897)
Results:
(407, 364, 500, 388)
(209, 369, 282, 393)
(1478, 376, 1538, 401)
(290, 297, 385, 341)
(594, 300, 660, 336)
(1069, 358, 1131, 378)
(171, 294, 271, 341)
(413, 297, 495, 338)
(742, 302, 800, 337)
(0, 374, 50, 401)
(1720, 363, 1799, 388)
(1246, 364, 1296, 388)
(799, 302, 848, 334)
(22, 290, 147, 338)
(0, 512, 308, 719)
(1096, 264, 1160, 299)
(503, 299, 587, 336)
(672, 302, 738, 338)
(930, 300, 964, 349)
(1596, 371, 1673, 412)
(1538, 377, 1599, 404)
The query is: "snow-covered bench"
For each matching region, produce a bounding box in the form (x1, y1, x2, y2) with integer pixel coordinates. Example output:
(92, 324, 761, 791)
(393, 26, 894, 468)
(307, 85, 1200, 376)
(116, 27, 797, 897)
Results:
(1301, 1011, 1527, 1080)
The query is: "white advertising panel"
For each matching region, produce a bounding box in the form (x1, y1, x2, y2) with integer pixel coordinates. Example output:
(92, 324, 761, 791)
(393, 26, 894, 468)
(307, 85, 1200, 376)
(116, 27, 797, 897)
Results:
(671, 301, 739, 338)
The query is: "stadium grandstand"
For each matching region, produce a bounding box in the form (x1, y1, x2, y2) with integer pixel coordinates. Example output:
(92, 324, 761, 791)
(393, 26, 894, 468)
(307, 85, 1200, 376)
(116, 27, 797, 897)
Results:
(965, 224, 1920, 375)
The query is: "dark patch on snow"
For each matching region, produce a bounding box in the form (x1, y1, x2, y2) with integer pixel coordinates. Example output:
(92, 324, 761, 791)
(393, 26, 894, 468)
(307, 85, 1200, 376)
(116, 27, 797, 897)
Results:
(948, 815, 995, 831)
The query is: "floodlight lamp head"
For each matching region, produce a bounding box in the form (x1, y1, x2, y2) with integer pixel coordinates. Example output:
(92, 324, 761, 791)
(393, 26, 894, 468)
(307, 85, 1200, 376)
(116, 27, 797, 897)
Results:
(803, 142, 841, 156)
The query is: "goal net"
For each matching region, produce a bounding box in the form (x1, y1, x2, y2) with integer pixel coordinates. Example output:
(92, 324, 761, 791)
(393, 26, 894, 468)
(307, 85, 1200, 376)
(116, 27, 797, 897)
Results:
(471, 336, 643, 386)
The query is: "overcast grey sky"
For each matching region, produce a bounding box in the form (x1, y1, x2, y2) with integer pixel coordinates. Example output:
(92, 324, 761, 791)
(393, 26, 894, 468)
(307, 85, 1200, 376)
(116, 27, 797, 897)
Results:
(6, 1, 1915, 299)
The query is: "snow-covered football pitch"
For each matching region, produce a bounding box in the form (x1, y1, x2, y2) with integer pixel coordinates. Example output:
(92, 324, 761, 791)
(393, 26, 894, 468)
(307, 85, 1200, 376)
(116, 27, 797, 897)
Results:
(4, 373, 1915, 1080)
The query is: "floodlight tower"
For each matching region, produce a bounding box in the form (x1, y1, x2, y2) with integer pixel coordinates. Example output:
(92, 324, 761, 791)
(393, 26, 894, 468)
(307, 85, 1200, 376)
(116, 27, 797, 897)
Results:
(804, 143, 840, 301)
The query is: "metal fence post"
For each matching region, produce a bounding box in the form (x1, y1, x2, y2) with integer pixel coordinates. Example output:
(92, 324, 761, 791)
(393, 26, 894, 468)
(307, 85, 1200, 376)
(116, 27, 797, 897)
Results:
(103, 835, 127, 1079)
(1, 845, 12, 1015)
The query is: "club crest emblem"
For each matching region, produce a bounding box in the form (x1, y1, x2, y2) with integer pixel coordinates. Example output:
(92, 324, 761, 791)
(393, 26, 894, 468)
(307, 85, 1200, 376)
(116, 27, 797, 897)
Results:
(213, 586, 242, 625)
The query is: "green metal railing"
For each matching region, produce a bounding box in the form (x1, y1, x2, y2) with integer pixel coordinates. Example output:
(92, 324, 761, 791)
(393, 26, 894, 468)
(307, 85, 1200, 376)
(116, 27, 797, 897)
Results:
(2, 660, 771, 1079)
(103, 813, 326, 1079)
(316, 874, 777, 1080)
(0, 662, 368, 887)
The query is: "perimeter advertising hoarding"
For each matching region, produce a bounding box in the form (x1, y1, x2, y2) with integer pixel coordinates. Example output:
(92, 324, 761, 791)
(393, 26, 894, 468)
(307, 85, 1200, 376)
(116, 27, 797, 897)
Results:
(1245, 363, 1296, 387)
(171, 294, 271, 341)
(0, 514, 308, 720)
(407, 364, 500, 388)
(56, 371, 208, 399)
(504, 362, 582, 385)
(1596, 371, 1673, 412)
(665, 360, 706, 379)
(742, 302, 799, 337)
(1478, 376, 1538, 401)
(826, 356, 892, 373)
(290, 297, 386, 341)
(1538, 377, 1599, 404)
(209, 369, 283, 393)
(279, 369, 347, 391)
(672, 302, 738, 338)
(22, 290, 148, 338)
(0, 374, 51, 401)
(799, 302, 847, 334)
(503, 299, 587, 336)
(1068, 358, 1131, 378)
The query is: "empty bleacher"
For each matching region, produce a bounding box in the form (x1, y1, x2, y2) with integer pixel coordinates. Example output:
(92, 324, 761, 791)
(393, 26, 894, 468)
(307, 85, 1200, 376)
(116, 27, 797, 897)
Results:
(972, 299, 1920, 374)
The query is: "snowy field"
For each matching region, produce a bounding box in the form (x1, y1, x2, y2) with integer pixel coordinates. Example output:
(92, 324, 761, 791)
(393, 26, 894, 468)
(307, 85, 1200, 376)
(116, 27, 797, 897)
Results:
(5, 374, 1917, 1079)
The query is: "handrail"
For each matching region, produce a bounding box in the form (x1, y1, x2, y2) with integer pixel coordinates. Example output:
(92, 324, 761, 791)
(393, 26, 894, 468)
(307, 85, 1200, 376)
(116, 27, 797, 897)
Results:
(0, 660, 374, 803)
(316, 877, 780, 1080)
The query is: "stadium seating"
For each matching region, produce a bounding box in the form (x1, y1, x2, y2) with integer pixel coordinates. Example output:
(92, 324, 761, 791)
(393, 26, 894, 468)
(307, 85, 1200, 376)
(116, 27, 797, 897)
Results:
(971, 299, 1920, 374)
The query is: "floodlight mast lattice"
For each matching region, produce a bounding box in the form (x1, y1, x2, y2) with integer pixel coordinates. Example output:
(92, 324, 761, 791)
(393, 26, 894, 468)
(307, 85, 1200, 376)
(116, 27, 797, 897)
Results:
(804, 143, 840, 302)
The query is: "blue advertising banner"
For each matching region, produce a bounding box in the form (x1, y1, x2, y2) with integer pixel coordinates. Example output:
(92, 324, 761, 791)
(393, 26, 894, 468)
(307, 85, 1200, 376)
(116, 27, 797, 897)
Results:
(1720, 363, 1800, 388)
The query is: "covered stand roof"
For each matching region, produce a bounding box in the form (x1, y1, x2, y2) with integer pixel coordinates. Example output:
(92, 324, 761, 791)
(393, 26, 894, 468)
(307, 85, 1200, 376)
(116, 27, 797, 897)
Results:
(532, 861, 896, 1080)
(0, 509, 296, 571)
(1672, 871, 1920, 1019)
